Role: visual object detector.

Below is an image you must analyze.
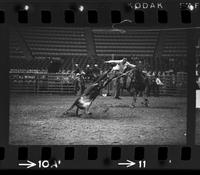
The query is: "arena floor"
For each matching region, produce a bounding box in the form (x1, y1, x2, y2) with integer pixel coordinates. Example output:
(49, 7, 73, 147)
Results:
(9, 94, 187, 145)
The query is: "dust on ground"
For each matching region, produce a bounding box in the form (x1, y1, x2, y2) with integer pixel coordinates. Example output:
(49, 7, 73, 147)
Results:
(9, 94, 187, 145)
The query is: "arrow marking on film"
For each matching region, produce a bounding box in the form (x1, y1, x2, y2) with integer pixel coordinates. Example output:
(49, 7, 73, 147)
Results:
(118, 160, 136, 168)
(19, 160, 36, 169)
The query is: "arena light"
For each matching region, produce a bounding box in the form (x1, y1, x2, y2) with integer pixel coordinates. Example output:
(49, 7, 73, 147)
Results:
(78, 5, 84, 12)
(188, 4, 194, 11)
(24, 5, 29, 11)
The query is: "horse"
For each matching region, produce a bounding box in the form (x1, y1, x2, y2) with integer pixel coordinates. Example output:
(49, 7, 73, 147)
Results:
(119, 68, 151, 107)
(62, 69, 115, 116)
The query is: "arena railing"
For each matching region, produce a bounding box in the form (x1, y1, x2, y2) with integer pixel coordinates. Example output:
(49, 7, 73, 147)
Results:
(9, 72, 187, 97)
(102, 73, 188, 97)
(9, 72, 76, 94)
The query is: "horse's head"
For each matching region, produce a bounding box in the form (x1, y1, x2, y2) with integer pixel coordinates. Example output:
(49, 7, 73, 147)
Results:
(130, 68, 150, 83)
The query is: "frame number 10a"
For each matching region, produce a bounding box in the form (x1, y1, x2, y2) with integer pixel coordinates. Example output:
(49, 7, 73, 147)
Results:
(18, 160, 61, 169)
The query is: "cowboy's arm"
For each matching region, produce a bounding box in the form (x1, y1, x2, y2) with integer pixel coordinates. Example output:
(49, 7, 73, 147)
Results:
(105, 60, 122, 64)
(126, 62, 136, 68)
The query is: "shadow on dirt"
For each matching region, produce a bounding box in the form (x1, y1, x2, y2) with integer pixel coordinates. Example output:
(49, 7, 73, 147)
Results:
(56, 111, 111, 119)
(55, 111, 139, 120)
(141, 106, 181, 110)
(108, 104, 134, 108)
(109, 104, 181, 110)
(55, 112, 81, 118)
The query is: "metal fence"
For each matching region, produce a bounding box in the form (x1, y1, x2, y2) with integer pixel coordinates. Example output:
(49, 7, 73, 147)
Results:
(102, 73, 188, 97)
(157, 73, 187, 96)
(9, 73, 76, 94)
(9, 72, 187, 96)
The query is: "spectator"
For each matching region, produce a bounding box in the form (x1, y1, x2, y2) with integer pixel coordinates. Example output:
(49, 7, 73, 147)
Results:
(85, 64, 93, 81)
(79, 73, 86, 95)
(151, 72, 159, 97)
(74, 73, 80, 95)
(74, 64, 80, 74)
(75, 73, 86, 95)
(93, 64, 100, 80)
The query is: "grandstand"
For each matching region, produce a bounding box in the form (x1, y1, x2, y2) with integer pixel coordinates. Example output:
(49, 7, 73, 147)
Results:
(10, 27, 89, 70)
(9, 27, 190, 95)
(10, 27, 188, 71)
(93, 30, 159, 57)
(160, 30, 187, 72)
(9, 30, 27, 69)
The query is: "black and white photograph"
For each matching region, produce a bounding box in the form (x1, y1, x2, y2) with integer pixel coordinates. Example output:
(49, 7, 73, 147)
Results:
(9, 27, 187, 145)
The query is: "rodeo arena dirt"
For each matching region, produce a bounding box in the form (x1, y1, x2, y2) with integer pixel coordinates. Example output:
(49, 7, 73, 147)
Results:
(9, 27, 188, 145)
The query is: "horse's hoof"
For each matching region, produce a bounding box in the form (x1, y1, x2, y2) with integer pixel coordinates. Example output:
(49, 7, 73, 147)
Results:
(79, 114, 84, 118)
(62, 112, 68, 116)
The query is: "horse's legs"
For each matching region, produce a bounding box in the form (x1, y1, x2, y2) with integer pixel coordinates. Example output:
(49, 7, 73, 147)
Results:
(84, 103, 92, 115)
(62, 103, 76, 116)
(76, 107, 79, 116)
(63, 97, 83, 117)
(131, 89, 137, 107)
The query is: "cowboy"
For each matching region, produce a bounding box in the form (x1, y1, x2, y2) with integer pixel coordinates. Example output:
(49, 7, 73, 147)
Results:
(105, 57, 136, 99)
(136, 60, 146, 75)
(105, 57, 136, 73)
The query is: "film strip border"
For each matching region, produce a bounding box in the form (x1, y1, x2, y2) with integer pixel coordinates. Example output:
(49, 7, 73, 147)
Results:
(0, 146, 199, 169)
(0, 0, 200, 170)
(0, 7, 194, 24)
(0, 0, 199, 26)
